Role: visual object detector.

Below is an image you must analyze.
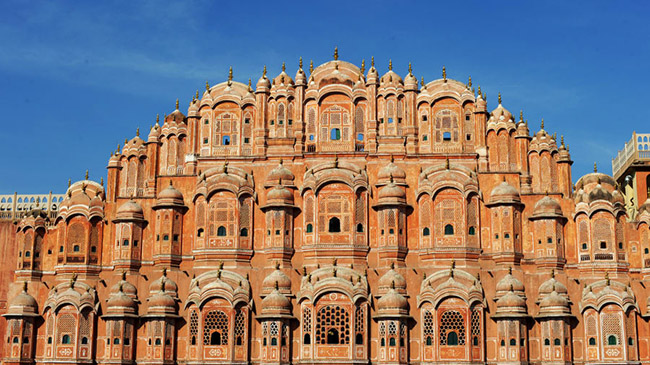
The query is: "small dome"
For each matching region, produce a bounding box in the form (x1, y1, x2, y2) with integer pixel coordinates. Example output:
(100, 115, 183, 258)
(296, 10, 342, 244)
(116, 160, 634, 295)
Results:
(490, 102, 513, 122)
(262, 267, 292, 293)
(116, 199, 144, 221)
(488, 180, 521, 205)
(148, 124, 160, 142)
(155, 182, 186, 209)
(149, 270, 178, 295)
(8, 284, 37, 315)
(165, 108, 185, 124)
(404, 71, 418, 89)
(267, 160, 295, 185)
(539, 289, 569, 310)
(378, 161, 406, 181)
(69, 190, 91, 207)
(538, 276, 568, 296)
(378, 266, 406, 292)
(496, 290, 526, 310)
(378, 183, 406, 201)
(496, 270, 524, 294)
(265, 185, 294, 206)
(272, 67, 294, 87)
(261, 289, 291, 311)
(295, 67, 307, 85)
(588, 183, 613, 203)
(532, 196, 563, 218)
(377, 288, 408, 311)
(111, 273, 138, 297)
(148, 291, 176, 310)
(107, 289, 136, 311)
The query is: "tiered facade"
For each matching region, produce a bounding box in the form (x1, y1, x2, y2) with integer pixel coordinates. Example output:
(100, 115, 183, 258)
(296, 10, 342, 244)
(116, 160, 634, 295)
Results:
(4, 54, 650, 365)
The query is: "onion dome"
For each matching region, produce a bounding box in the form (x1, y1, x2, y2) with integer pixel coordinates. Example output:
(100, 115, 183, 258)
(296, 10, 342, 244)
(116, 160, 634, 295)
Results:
(165, 100, 185, 124)
(5, 283, 38, 316)
(380, 61, 403, 86)
(148, 123, 160, 142)
(262, 265, 292, 296)
(376, 181, 406, 205)
(295, 60, 307, 85)
(588, 181, 613, 203)
(256, 66, 271, 90)
(538, 272, 568, 297)
(366, 58, 379, 84)
(377, 283, 408, 314)
(496, 268, 525, 297)
(272, 63, 294, 86)
(404, 63, 418, 90)
(378, 263, 406, 293)
(538, 288, 569, 314)
(475, 91, 487, 112)
(487, 179, 521, 206)
(495, 287, 528, 317)
(264, 185, 294, 208)
(115, 199, 144, 221)
(531, 196, 563, 219)
(147, 289, 177, 315)
(106, 284, 137, 315)
(69, 188, 91, 207)
(154, 181, 186, 210)
(377, 159, 406, 184)
(149, 269, 178, 296)
(260, 285, 292, 318)
(266, 160, 295, 186)
(490, 97, 513, 122)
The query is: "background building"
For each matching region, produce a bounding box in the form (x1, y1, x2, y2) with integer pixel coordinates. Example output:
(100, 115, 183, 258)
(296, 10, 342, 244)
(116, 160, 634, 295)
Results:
(613, 131, 650, 221)
(2, 55, 650, 364)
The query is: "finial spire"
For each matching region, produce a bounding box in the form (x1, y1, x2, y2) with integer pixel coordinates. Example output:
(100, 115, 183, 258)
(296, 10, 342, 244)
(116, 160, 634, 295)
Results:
(85, 170, 89, 180)
(408, 62, 412, 75)
(477, 85, 482, 97)
(442, 66, 446, 81)
(371, 56, 375, 68)
(136, 127, 139, 137)
(248, 78, 252, 92)
(156, 114, 159, 125)
(282, 62, 285, 72)
(309, 60, 313, 73)
(333, 46, 339, 60)
(100, 177, 104, 186)
(468, 75, 472, 88)
(195, 90, 199, 100)
(498, 92, 502, 104)
(541, 118, 544, 129)
(420, 77, 424, 87)
(594, 162, 598, 173)
(175, 98, 179, 110)
(299, 57, 303, 69)
(360, 59, 365, 74)
(388, 59, 392, 71)
(561, 135, 565, 147)
(206, 80, 210, 91)
(263, 65, 267, 78)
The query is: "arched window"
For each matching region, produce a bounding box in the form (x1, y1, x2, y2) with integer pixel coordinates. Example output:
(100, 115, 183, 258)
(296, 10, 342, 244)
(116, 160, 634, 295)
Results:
(473, 336, 478, 346)
(426, 336, 432, 345)
(328, 217, 341, 233)
(389, 337, 396, 346)
(210, 332, 222, 345)
(544, 338, 550, 345)
(443, 132, 451, 141)
(155, 338, 161, 345)
(271, 337, 277, 346)
(607, 335, 617, 345)
(510, 338, 516, 346)
(217, 226, 227, 237)
(327, 329, 339, 344)
(356, 333, 363, 345)
(423, 227, 430, 236)
(468, 226, 476, 235)
(381, 338, 386, 346)
(589, 337, 596, 345)
(222, 136, 231, 145)
(62, 334, 71, 344)
(197, 228, 204, 237)
(356, 223, 364, 233)
(444, 224, 454, 235)
(73, 245, 80, 252)
(447, 331, 459, 346)
(12, 337, 18, 344)
(316, 305, 349, 345)
(240, 228, 248, 237)
(303, 333, 310, 344)
(629, 337, 634, 346)
(306, 223, 313, 233)
(554, 338, 561, 345)
(330, 128, 341, 141)
(203, 310, 229, 346)
(114, 338, 120, 344)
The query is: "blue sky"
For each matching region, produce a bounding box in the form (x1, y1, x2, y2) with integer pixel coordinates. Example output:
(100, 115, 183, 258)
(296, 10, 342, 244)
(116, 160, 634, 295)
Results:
(0, 0, 648, 193)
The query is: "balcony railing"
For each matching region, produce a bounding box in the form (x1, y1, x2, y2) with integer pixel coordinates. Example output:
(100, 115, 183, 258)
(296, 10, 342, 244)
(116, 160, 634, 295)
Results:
(594, 253, 614, 261)
(612, 132, 650, 178)
(580, 254, 591, 262)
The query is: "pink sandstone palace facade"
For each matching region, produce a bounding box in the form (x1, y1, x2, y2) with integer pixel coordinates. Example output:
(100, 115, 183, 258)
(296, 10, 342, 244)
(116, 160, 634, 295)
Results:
(2, 53, 650, 365)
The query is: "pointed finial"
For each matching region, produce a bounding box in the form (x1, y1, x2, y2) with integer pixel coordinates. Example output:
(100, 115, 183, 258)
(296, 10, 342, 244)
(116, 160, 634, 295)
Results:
(477, 85, 482, 97)
(442, 66, 447, 81)
(206, 80, 210, 91)
(248, 78, 252, 92)
(550, 269, 555, 278)
(370, 56, 375, 68)
(68, 178, 71, 187)
(451, 260, 456, 270)
(274, 280, 279, 290)
(333, 258, 337, 266)
(263, 65, 267, 78)
(594, 162, 597, 173)
(162, 267, 167, 277)
(275, 261, 280, 270)
(195, 90, 199, 100)
(519, 110, 523, 122)
(420, 77, 425, 87)
(100, 177, 104, 186)
(281, 62, 286, 73)
(498, 92, 502, 105)
(175, 98, 179, 110)
(161, 280, 166, 292)
(85, 170, 89, 180)
(156, 114, 160, 124)
(408, 62, 412, 75)
(561, 135, 565, 147)
(468, 76, 472, 88)
(605, 271, 610, 286)
(309, 60, 314, 73)
(445, 158, 450, 170)
(299, 57, 303, 69)
(388, 59, 392, 71)
(228, 66, 233, 81)
(136, 127, 140, 137)
(360, 59, 365, 74)
(391, 280, 396, 290)
(540, 118, 544, 129)
(333, 46, 339, 60)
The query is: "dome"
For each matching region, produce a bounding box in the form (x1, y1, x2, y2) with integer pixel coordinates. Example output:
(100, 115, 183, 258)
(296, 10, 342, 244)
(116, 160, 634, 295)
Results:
(69, 190, 91, 207)
(496, 290, 526, 310)
(106, 287, 136, 312)
(378, 160, 406, 182)
(165, 105, 185, 124)
(149, 270, 178, 295)
(490, 101, 513, 122)
(488, 180, 521, 205)
(538, 276, 568, 296)
(155, 181, 186, 209)
(148, 291, 176, 310)
(266, 160, 295, 185)
(588, 183, 613, 203)
(378, 265, 406, 292)
(263, 185, 295, 209)
(256, 67, 271, 90)
(378, 182, 406, 201)
(539, 289, 569, 309)
(115, 199, 144, 221)
(262, 267, 292, 293)
(496, 269, 524, 294)
(404, 71, 418, 89)
(8, 284, 38, 315)
(261, 289, 291, 312)
(380, 69, 403, 86)
(272, 64, 294, 86)
(111, 273, 138, 298)
(377, 287, 408, 311)
(531, 196, 563, 219)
